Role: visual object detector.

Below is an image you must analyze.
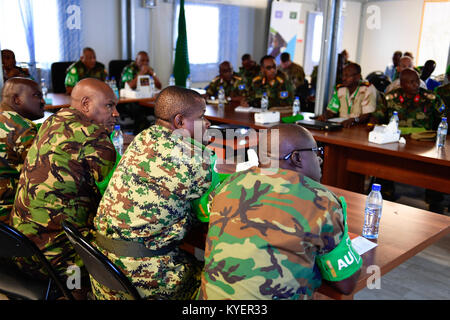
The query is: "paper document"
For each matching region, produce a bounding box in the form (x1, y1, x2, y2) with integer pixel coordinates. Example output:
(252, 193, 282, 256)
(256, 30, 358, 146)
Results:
(234, 106, 260, 112)
(349, 233, 378, 255)
(327, 117, 347, 123)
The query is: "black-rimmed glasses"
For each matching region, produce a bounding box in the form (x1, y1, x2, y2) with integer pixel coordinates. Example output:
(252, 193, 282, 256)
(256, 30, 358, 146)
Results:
(283, 146, 324, 160)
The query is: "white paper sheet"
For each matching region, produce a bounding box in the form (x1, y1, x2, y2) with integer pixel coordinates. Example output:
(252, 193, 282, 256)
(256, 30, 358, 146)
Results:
(351, 236, 378, 255)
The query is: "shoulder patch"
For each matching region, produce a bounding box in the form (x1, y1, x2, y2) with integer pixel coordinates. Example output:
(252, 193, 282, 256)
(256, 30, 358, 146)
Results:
(252, 75, 262, 83)
(234, 75, 242, 81)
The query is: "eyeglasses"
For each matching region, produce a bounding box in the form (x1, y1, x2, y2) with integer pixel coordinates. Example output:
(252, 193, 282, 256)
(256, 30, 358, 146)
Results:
(283, 146, 324, 160)
(264, 65, 276, 70)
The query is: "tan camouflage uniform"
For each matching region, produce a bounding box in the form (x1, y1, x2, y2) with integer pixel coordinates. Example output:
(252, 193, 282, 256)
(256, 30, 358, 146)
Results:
(92, 124, 212, 300)
(11, 107, 116, 276)
(0, 103, 38, 223)
(197, 167, 354, 300)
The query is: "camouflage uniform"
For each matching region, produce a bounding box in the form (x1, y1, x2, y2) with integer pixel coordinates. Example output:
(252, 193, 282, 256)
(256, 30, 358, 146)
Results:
(373, 87, 447, 130)
(11, 107, 116, 275)
(120, 62, 157, 89)
(0, 103, 38, 223)
(64, 60, 108, 89)
(248, 71, 295, 108)
(327, 81, 377, 119)
(197, 167, 352, 300)
(238, 65, 260, 89)
(92, 125, 212, 300)
(279, 62, 306, 89)
(435, 83, 450, 112)
(206, 74, 248, 98)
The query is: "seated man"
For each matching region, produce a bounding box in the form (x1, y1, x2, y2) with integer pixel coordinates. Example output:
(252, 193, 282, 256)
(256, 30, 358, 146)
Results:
(247, 55, 294, 108)
(317, 63, 377, 128)
(374, 68, 446, 130)
(279, 52, 307, 105)
(435, 67, 450, 110)
(0, 78, 44, 223)
(121, 51, 162, 90)
(419, 60, 441, 92)
(384, 51, 402, 81)
(11, 78, 119, 282)
(91, 86, 213, 300)
(206, 61, 247, 101)
(64, 47, 108, 95)
(238, 54, 260, 88)
(385, 56, 426, 93)
(1, 49, 31, 81)
(197, 123, 362, 300)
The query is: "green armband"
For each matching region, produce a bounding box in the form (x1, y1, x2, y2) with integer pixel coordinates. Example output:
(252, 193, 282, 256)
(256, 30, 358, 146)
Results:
(316, 196, 363, 282)
(327, 88, 340, 113)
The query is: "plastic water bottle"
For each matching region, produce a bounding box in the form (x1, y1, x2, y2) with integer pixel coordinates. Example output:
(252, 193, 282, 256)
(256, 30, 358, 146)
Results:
(41, 78, 48, 98)
(105, 76, 111, 87)
(186, 74, 191, 89)
(169, 74, 175, 86)
(292, 96, 300, 116)
(362, 183, 383, 239)
(112, 125, 124, 156)
(110, 77, 120, 99)
(261, 92, 269, 111)
(218, 86, 226, 108)
(436, 117, 448, 148)
(389, 111, 399, 127)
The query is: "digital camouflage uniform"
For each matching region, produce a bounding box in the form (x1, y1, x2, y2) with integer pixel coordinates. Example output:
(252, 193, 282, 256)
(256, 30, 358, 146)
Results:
(92, 125, 212, 300)
(64, 60, 108, 89)
(11, 107, 116, 276)
(248, 71, 295, 108)
(238, 65, 260, 89)
(435, 83, 450, 113)
(373, 87, 447, 130)
(120, 62, 157, 89)
(327, 81, 377, 119)
(197, 167, 352, 300)
(279, 62, 306, 89)
(206, 74, 248, 98)
(0, 103, 38, 223)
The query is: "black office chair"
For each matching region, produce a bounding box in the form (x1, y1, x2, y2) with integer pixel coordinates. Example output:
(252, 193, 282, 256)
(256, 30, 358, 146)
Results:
(61, 220, 141, 300)
(0, 221, 74, 300)
(108, 59, 133, 88)
(51, 61, 74, 93)
(366, 71, 391, 92)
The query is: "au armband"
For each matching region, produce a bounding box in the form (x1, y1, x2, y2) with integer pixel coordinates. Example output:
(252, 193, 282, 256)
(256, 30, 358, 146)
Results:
(316, 196, 363, 282)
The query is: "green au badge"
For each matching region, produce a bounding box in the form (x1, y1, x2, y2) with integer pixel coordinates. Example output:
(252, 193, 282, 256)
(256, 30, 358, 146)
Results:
(289, 12, 297, 19)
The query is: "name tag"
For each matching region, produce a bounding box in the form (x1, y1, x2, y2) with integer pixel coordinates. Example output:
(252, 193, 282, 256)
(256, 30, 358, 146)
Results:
(280, 91, 288, 98)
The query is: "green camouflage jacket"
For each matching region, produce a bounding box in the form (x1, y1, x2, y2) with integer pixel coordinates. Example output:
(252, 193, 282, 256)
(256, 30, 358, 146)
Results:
(248, 71, 295, 108)
(11, 107, 116, 273)
(120, 62, 156, 88)
(238, 65, 261, 88)
(373, 87, 447, 130)
(206, 74, 248, 98)
(279, 62, 306, 89)
(92, 124, 212, 300)
(64, 60, 108, 88)
(0, 103, 38, 222)
(435, 83, 450, 113)
(197, 167, 348, 300)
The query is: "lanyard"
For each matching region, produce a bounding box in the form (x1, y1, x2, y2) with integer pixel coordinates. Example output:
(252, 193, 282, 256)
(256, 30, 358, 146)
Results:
(345, 85, 360, 115)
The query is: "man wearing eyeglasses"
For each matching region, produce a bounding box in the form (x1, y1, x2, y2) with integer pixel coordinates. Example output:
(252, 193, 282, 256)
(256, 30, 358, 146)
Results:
(198, 124, 362, 300)
(317, 63, 377, 128)
(246, 55, 295, 108)
(0, 78, 44, 223)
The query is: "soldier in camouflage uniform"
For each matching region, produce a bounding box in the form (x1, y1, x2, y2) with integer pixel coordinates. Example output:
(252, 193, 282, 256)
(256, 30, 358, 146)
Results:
(91, 86, 212, 300)
(206, 61, 247, 99)
(0, 78, 44, 223)
(65, 47, 108, 95)
(2, 49, 31, 81)
(197, 124, 361, 300)
(435, 70, 450, 110)
(373, 69, 446, 130)
(247, 55, 295, 108)
(279, 52, 306, 90)
(121, 51, 162, 90)
(11, 79, 119, 280)
(238, 54, 260, 89)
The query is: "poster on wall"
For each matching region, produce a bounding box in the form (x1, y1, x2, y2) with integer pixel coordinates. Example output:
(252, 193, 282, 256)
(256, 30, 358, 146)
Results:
(267, 1, 303, 64)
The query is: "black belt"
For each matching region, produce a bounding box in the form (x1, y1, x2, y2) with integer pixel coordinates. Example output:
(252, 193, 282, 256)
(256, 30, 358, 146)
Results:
(95, 232, 180, 258)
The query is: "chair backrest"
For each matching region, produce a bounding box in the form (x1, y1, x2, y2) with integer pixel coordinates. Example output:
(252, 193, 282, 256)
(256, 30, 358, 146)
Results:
(0, 221, 74, 300)
(51, 61, 74, 93)
(61, 220, 141, 300)
(366, 71, 391, 92)
(108, 59, 133, 88)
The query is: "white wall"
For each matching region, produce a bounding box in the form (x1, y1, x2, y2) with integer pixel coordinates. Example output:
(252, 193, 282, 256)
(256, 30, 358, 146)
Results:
(341, 0, 361, 64)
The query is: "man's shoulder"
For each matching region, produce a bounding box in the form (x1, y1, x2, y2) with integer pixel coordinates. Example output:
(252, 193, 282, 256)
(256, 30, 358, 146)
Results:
(251, 75, 263, 84)
(418, 88, 438, 101)
(0, 108, 34, 131)
(67, 60, 82, 74)
(210, 76, 221, 84)
(385, 88, 403, 101)
(436, 83, 450, 93)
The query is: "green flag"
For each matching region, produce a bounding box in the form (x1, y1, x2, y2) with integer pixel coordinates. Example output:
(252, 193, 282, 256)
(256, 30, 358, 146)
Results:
(173, 0, 190, 87)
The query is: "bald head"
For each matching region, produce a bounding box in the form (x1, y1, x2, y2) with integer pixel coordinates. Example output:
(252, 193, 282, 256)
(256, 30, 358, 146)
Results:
(1, 77, 44, 120)
(267, 124, 322, 182)
(71, 78, 119, 132)
(397, 56, 413, 73)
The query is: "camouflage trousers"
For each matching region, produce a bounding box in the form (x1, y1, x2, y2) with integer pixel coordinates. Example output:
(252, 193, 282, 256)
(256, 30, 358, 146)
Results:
(90, 246, 203, 300)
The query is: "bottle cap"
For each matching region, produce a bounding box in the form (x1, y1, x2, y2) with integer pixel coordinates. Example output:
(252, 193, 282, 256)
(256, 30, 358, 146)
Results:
(295, 96, 299, 100)
(114, 124, 121, 130)
(442, 117, 447, 121)
(263, 92, 267, 96)
(393, 111, 398, 115)
(372, 183, 381, 192)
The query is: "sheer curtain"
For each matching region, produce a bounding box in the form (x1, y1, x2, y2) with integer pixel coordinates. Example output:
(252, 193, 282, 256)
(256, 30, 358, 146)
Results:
(18, 0, 36, 80)
(58, 0, 82, 62)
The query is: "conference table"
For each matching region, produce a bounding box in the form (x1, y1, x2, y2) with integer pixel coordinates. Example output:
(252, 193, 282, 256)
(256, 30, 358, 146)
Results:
(139, 101, 450, 195)
(180, 181, 450, 300)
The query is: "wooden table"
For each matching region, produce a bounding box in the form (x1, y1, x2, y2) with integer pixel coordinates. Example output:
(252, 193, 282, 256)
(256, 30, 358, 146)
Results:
(181, 183, 450, 300)
(141, 102, 450, 195)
